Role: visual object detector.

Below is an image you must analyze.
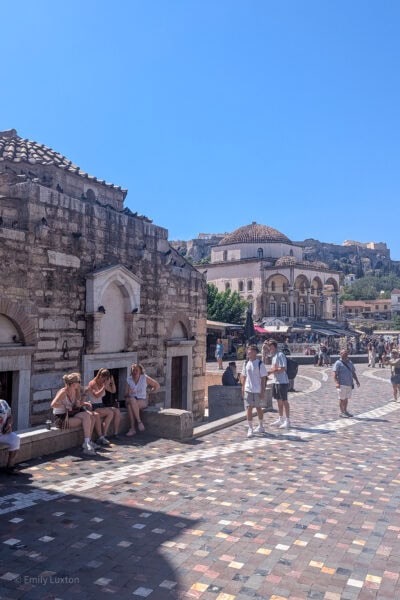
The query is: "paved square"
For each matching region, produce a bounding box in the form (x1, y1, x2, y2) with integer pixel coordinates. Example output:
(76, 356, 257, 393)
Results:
(1, 364, 400, 599)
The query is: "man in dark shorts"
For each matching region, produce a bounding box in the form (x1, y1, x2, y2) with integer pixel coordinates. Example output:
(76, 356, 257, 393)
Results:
(267, 340, 290, 429)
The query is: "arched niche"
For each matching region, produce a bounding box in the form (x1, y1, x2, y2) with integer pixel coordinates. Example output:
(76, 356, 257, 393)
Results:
(0, 299, 35, 346)
(86, 265, 141, 353)
(0, 314, 21, 345)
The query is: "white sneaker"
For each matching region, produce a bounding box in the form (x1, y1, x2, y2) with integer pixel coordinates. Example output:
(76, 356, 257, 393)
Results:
(89, 440, 101, 450)
(271, 417, 282, 426)
(82, 442, 96, 455)
(247, 427, 254, 438)
(278, 419, 290, 429)
(254, 424, 265, 434)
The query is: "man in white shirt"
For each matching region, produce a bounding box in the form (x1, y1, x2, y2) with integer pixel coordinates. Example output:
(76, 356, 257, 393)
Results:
(241, 345, 268, 438)
(267, 340, 291, 429)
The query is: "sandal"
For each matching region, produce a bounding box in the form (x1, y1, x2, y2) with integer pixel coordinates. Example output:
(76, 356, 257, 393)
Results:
(137, 421, 145, 432)
(126, 428, 136, 437)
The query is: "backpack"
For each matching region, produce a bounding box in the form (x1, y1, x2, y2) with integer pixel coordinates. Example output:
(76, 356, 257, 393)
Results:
(286, 357, 298, 380)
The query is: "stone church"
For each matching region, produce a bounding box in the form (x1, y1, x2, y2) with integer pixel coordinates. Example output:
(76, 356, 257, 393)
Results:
(202, 222, 340, 322)
(0, 129, 206, 429)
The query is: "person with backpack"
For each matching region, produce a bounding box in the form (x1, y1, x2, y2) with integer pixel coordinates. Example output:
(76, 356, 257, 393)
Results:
(267, 339, 291, 429)
(286, 355, 299, 392)
(240, 344, 268, 438)
(332, 349, 360, 418)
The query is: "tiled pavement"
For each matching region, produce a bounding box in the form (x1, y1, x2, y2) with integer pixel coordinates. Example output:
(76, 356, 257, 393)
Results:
(1, 365, 400, 600)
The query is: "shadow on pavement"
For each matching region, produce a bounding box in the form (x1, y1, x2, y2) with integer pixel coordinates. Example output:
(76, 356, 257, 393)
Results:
(0, 478, 198, 599)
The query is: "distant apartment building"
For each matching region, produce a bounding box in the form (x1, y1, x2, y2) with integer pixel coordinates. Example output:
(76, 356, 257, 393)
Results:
(342, 299, 391, 320)
(391, 289, 400, 317)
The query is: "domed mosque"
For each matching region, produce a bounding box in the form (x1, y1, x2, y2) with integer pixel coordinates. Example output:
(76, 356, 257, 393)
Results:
(202, 222, 340, 324)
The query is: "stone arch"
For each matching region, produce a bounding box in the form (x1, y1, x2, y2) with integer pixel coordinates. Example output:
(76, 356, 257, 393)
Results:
(265, 274, 289, 293)
(294, 274, 310, 293)
(324, 277, 339, 292)
(0, 299, 36, 346)
(311, 276, 323, 295)
(165, 313, 192, 340)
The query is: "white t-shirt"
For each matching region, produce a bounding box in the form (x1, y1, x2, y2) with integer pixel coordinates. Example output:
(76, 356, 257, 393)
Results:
(241, 359, 268, 393)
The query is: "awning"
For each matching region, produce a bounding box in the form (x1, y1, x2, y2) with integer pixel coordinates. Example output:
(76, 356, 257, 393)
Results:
(206, 320, 243, 331)
(263, 325, 289, 333)
(254, 325, 270, 334)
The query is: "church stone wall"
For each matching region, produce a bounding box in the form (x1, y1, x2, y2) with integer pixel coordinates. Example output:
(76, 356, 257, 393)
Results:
(0, 170, 206, 426)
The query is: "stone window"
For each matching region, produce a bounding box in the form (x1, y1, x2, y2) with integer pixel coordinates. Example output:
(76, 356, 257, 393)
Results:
(247, 280, 253, 292)
(299, 302, 305, 317)
(309, 303, 315, 317)
(223, 250, 228, 261)
(280, 302, 287, 317)
(86, 188, 96, 202)
(238, 280, 244, 292)
(257, 248, 263, 259)
(271, 281, 276, 292)
(269, 302, 276, 316)
(225, 281, 231, 291)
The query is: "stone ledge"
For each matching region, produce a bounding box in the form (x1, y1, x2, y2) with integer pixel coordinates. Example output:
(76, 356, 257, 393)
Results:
(0, 407, 194, 465)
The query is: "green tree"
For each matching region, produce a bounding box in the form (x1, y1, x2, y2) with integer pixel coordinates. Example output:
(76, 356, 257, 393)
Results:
(207, 284, 248, 324)
(392, 315, 400, 331)
(340, 274, 400, 301)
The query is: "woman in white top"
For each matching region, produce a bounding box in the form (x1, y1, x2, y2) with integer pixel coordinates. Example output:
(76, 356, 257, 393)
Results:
(125, 363, 160, 436)
(50, 372, 97, 455)
(86, 369, 121, 444)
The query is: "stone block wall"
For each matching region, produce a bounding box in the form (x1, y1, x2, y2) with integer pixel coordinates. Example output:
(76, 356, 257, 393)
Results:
(0, 166, 207, 426)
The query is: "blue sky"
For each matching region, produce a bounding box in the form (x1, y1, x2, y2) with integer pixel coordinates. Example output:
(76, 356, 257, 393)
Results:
(1, 1, 400, 257)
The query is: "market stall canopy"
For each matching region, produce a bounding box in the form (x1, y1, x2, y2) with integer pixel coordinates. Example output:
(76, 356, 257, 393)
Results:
(254, 325, 270, 334)
(207, 320, 243, 331)
(263, 325, 290, 333)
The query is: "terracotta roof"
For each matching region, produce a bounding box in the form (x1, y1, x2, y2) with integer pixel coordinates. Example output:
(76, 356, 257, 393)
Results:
(0, 129, 127, 194)
(219, 222, 291, 246)
(275, 256, 329, 269)
(343, 299, 390, 307)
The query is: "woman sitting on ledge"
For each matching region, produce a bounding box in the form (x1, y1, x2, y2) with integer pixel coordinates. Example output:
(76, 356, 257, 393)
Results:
(86, 369, 121, 443)
(125, 363, 160, 436)
(51, 372, 97, 456)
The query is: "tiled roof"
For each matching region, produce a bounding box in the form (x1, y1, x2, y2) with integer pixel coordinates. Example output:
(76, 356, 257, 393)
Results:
(392, 289, 400, 294)
(0, 129, 127, 194)
(219, 222, 291, 246)
(275, 256, 329, 269)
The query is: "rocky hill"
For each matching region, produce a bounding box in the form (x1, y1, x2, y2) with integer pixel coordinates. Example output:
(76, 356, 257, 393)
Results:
(171, 234, 400, 277)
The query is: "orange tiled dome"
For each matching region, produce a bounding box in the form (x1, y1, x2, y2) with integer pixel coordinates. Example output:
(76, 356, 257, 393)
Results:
(219, 222, 291, 246)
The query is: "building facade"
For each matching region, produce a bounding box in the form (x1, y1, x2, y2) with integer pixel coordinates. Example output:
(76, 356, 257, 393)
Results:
(0, 129, 207, 428)
(201, 222, 340, 322)
(342, 299, 391, 320)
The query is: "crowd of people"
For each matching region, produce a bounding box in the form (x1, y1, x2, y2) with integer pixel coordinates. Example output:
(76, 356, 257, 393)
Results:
(2, 339, 400, 471)
(221, 335, 400, 437)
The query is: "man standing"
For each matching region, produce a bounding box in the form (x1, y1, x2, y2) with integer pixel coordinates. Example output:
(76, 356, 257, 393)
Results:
(332, 349, 360, 418)
(0, 399, 21, 474)
(222, 362, 239, 386)
(241, 345, 268, 438)
(268, 340, 291, 429)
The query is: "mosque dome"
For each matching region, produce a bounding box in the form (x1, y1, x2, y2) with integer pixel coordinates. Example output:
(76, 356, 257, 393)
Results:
(219, 222, 291, 246)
